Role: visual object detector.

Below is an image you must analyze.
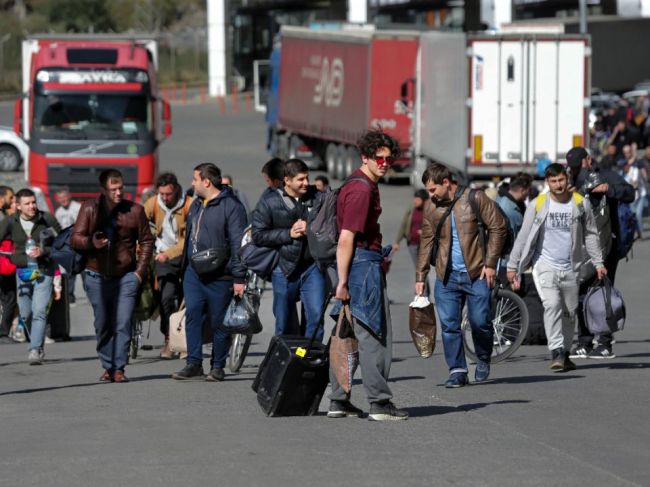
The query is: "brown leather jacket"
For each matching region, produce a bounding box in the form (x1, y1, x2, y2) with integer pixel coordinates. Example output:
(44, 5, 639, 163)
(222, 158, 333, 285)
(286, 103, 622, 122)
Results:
(71, 196, 154, 278)
(416, 187, 507, 282)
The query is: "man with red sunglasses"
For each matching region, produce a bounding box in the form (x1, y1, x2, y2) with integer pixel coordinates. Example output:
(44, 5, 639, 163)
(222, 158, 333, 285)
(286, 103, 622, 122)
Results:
(328, 130, 408, 422)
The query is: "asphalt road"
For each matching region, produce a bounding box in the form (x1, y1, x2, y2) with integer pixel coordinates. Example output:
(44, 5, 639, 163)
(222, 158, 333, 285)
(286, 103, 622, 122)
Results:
(1, 102, 650, 486)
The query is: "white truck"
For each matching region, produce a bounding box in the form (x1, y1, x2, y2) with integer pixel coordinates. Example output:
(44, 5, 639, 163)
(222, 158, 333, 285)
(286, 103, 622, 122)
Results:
(411, 31, 590, 185)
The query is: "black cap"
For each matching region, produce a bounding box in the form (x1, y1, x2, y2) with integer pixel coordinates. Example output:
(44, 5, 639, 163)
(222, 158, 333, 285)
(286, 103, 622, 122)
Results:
(566, 147, 589, 169)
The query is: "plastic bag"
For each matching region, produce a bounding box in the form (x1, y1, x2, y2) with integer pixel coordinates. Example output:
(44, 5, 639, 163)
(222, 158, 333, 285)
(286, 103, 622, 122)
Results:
(330, 304, 359, 394)
(220, 294, 262, 335)
(408, 295, 436, 358)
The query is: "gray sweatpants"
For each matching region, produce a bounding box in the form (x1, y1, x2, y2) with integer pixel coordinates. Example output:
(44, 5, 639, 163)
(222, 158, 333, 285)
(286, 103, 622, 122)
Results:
(532, 260, 579, 352)
(329, 291, 393, 405)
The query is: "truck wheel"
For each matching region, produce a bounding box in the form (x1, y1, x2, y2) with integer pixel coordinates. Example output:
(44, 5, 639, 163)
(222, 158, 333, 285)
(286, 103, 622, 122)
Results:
(335, 145, 347, 180)
(0, 144, 20, 172)
(345, 146, 359, 177)
(326, 143, 338, 179)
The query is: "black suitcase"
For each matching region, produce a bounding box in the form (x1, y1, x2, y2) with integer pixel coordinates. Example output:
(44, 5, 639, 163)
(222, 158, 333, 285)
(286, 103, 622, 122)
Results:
(48, 275, 71, 341)
(252, 294, 332, 417)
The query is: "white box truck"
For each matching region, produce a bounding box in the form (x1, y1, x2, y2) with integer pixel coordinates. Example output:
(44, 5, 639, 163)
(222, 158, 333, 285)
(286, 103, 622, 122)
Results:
(412, 31, 590, 185)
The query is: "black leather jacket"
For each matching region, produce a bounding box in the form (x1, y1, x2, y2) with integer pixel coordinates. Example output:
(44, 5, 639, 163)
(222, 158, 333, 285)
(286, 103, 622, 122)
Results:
(251, 186, 318, 277)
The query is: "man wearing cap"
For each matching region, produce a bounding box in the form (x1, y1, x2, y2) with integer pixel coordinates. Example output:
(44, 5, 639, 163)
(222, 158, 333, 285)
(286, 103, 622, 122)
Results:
(565, 147, 634, 360)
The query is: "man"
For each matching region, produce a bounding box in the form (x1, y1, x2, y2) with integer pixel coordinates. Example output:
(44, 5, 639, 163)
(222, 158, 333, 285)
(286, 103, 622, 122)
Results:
(144, 172, 192, 359)
(0, 189, 61, 363)
(172, 163, 247, 382)
(72, 169, 154, 382)
(618, 145, 647, 239)
(496, 173, 533, 274)
(329, 130, 408, 421)
(416, 164, 507, 388)
(0, 186, 17, 343)
(507, 163, 606, 371)
(607, 120, 639, 159)
(53, 187, 82, 303)
(261, 157, 284, 190)
(221, 174, 251, 219)
(314, 175, 330, 193)
(393, 189, 430, 294)
(566, 147, 634, 359)
(252, 158, 325, 339)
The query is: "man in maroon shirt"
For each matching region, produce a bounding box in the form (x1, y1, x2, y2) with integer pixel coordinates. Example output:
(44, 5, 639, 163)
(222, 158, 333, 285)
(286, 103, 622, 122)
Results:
(328, 130, 408, 422)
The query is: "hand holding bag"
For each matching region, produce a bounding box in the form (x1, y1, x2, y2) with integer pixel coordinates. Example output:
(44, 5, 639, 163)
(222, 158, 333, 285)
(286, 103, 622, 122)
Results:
(220, 294, 263, 335)
(408, 295, 437, 358)
(329, 303, 359, 394)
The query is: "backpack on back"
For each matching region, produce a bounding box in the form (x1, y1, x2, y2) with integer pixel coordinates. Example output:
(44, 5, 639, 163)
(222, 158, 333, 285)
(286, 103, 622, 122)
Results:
(583, 277, 626, 334)
(616, 202, 637, 260)
(468, 189, 514, 259)
(307, 176, 371, 268)
(50, 226, 86, 275)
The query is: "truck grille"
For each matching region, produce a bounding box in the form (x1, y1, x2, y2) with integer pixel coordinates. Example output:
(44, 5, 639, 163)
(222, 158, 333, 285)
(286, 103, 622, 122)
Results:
(47, 164, 138, 201)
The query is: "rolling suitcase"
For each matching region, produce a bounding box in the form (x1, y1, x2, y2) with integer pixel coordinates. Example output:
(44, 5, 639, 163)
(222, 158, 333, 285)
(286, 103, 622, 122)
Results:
(252, 295, 331, 417)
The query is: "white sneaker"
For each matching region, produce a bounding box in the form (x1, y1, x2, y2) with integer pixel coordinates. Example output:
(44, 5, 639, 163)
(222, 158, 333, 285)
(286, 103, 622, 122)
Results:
(28, 349, 43, 365)
(44, 336, 55, 344)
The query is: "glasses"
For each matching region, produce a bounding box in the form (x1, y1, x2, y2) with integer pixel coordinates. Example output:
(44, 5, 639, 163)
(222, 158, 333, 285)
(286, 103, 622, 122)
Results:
(373, 155, 396, 166)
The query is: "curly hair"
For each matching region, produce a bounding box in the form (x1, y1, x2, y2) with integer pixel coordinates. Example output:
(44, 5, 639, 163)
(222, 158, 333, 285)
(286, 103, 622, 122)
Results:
(356, 130, 401, 160)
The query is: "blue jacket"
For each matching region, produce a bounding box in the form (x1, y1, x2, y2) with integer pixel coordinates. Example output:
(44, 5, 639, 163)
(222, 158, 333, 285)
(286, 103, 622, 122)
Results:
(331, 248, 387, 344)
(182, 187, 247, 283)
(496, 193, 524, 266)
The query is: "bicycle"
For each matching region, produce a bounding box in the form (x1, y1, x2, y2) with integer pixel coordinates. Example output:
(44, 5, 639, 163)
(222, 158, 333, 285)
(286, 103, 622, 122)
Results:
(461, 279, 529, 364)
(228, 271, 263, 373)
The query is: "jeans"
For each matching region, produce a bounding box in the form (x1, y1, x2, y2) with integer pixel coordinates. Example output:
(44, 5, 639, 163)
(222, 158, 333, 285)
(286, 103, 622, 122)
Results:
(183, 266, 232, 369)
(0, 274, 17, 337)
(272, 263, 326, 340)
(632, 194, 647, 235)
(16, 273, 53, 351)
(434, 270, 493, 373)
(84, 271, 140, 371)
(532, 260, 579, 352)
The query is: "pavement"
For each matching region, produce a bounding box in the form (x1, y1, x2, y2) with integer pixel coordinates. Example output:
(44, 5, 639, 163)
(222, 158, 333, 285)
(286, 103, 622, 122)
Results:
(1, 104, 650, 486)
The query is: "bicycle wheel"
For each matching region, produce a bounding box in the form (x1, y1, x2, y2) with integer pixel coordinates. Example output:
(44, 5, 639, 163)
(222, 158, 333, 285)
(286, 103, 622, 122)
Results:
(130, 321, 143, 360)
(229, 333, 252, 373)
(462, 288, 529, 364)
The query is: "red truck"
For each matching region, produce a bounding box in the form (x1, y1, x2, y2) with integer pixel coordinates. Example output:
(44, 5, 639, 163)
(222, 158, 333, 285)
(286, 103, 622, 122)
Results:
(267, 27, 418, 181)
(14, 34, 171, 208)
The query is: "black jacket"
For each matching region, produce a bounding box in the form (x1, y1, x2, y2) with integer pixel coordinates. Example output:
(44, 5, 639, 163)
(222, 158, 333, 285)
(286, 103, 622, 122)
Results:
(181, 187, 247, 284)
(251, 185, 318, 277)
(0, 211, 61, 268)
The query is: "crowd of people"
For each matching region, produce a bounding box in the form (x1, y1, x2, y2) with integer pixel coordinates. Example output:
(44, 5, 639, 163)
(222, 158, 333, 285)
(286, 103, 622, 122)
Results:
(0, 128, 638, 421)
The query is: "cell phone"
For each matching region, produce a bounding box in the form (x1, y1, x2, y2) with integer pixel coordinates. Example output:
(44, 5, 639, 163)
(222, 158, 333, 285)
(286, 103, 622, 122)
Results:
(94, 231, 107, 240)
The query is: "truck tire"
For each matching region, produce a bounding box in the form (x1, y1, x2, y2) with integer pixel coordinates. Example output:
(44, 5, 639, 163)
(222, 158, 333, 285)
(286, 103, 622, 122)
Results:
(0, 144, 20, 172)
(345, 145, 359, 178)
(335, 144, 347, 180)
(326, 143, 338, 179)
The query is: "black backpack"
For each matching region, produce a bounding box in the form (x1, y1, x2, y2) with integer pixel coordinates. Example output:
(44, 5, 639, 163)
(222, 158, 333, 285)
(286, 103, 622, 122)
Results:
(50, 226, 86, 275)
(307, 176, 371, 268)
(468, 189, 514, 259)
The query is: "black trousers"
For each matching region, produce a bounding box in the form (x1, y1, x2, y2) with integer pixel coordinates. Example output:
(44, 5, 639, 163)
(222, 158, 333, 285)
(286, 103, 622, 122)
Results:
(576, 247, 619, 347)
(0, 274, 17, 337)
(155, 260, 183, 338)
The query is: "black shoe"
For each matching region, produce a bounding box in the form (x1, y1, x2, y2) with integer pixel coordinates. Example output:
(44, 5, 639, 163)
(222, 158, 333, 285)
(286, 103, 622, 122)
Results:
(205, 368, 225, 382)
(445, 372, 469, 388)
(171, 364, 205, 380)
(368, 401, 408, 421)
(569, 345, 592, 359)
(549, 348, 564, 371)
(327, 400, 363, 418)
(588, 345, 616, 359)
(474, 361, 491, 383)
(563, 352, 577, 371)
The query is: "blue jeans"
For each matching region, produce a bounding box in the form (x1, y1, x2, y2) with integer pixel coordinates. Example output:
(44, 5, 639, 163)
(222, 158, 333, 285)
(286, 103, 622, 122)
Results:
(84, 271, 140, 371)
(16, 273, 53, 351)
(632, 195, 647, 235)
(272, 263, 326, 339)
(183, 266, 232, 369)
(434, 271, 493, 373)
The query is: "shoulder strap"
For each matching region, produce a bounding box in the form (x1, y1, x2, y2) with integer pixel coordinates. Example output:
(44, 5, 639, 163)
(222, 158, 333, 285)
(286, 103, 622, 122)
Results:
(343, 175, 372, 190)
(535, 193, 548, 213)
(468, 189, 487, 263)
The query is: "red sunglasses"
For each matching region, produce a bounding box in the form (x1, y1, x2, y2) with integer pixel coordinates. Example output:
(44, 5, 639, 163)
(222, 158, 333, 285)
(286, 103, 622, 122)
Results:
(373, 155, 396, 166)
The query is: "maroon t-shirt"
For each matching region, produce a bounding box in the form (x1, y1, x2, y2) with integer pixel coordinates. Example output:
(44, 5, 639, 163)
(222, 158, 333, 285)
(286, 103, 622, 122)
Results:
(337, 169, 382, 251)
(409, 206, 424, 246)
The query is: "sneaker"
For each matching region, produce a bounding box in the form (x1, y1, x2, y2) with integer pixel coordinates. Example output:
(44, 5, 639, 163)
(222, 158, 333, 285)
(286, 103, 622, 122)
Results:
(205, 368, 225, 382)
(44, 336, 55, 344)
(113, 370, 129, 383)
(474, 361, 490, 383)
(368, 401, 408, 421)
(549, 348, 564, 371)
(445, 372, 469, 388)
(569, 345, 592, 359)
(171, 364, 205, 380)
(588, 345, 616, 360)
(563, 352, 577, 371)
(327, 400, 363, 418)
(28, 349, 42, 365)
(99, 369, 113, 382)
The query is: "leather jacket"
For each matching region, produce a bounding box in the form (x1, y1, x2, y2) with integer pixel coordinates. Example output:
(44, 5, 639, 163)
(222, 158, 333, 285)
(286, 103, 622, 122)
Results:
(71, 196, 154, 278)
(416, 187, 507, 282)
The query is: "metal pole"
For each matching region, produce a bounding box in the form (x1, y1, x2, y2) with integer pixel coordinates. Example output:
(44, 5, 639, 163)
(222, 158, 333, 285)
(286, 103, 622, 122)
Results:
(579, 0, 588, 34)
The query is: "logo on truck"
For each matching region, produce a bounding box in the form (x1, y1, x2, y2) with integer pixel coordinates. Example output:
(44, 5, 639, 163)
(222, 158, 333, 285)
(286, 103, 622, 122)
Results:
(312, 57, 344, 107)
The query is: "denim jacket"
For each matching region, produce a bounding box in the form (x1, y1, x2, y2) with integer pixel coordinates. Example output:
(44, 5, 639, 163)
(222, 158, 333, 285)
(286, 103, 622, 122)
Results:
(331, 248, 387, 343)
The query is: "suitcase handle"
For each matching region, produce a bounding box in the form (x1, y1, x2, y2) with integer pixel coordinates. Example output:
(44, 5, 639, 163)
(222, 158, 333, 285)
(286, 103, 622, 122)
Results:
(295, 291, 333, 359)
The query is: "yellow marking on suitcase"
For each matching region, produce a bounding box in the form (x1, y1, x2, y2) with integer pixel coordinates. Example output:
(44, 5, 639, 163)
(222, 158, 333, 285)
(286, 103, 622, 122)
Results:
(295, 347, 307, 358)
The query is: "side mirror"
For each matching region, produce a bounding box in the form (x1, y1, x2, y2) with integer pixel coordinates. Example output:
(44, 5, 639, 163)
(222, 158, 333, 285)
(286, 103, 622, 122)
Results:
(162, 99, 172, 138)
(400, 78, 415, 105)
(13, 98, 22, 136)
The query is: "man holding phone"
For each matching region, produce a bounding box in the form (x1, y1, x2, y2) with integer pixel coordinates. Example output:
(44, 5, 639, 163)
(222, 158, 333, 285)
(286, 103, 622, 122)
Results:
(72, 169, 154, 382)
(251, 158, 326, 338)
